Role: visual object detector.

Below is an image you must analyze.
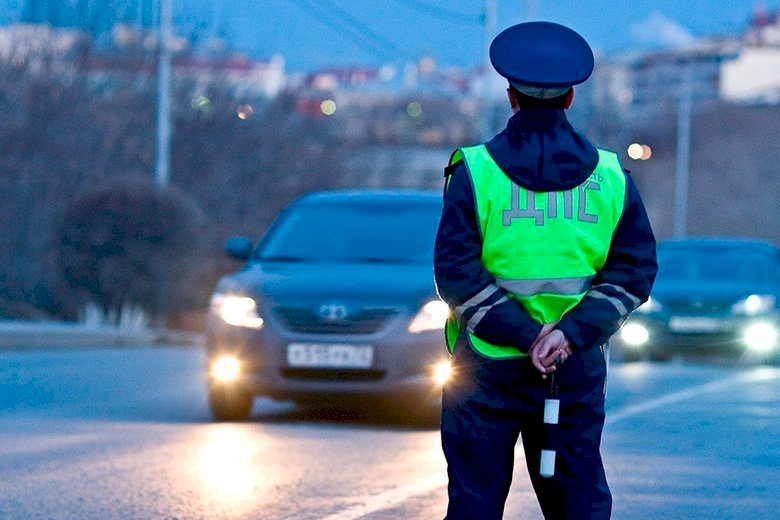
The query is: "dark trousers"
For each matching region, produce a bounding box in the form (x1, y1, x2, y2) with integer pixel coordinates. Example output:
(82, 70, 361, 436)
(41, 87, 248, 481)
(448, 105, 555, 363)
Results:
(441, 338, 612, 520)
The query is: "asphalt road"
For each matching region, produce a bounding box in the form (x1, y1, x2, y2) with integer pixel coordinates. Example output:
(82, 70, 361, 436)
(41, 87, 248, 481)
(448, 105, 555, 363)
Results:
(1, 346, 778, 519)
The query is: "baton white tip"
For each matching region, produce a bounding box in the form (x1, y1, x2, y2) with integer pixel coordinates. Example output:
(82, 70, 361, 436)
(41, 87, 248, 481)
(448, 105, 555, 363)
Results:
(540, 449, 556, 478)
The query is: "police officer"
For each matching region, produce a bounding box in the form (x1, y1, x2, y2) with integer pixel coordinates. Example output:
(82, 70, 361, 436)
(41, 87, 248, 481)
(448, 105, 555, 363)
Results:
(434, 22, 657, 519)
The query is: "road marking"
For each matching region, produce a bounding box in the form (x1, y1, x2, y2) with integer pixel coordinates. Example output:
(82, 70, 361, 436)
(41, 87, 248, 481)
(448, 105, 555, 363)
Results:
(606, 371, 758, 425)
(323, 369, 775, 520)
(320, 472, 448, 520)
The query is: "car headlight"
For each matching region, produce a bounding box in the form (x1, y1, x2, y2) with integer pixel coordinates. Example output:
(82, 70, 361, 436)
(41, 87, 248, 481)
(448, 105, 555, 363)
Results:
(210, 294, 264, 329)
(432, 360, 453, 386)
(743, 322, 778, 353)
(211, 355, 242, 381)
(408, 300, 450, 333)
(620, 322, 649, 347)
(636, 297, 662, 315)
(731, 295, 776, 316)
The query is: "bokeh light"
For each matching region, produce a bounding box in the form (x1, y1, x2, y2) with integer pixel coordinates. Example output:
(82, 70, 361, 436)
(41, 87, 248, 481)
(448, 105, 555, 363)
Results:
(192, 96, 212, 113)
(627, 143, 644, 160)
(320, 99, 337, 116)
(236, 104, 253, 120)
(406, 101, 423, 118)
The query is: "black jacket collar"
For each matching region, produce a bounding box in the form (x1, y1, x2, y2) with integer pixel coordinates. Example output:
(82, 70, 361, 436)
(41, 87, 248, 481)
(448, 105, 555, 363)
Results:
(484, 108, 599, 191)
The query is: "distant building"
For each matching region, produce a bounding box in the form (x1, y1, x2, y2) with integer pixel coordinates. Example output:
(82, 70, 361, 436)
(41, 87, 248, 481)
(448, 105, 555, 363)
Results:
(721, 47, 780, 104)
(744, 5, 780, 46)
(293, 57, 480, 146)
(721, 6, 780, 104)
(0, 23, 286, 99)
(174, 54, 286, 98)
(0, 24, 87, 73)
(84, 52, 286, 99)
(595, 40, 740, 124)
(301, 55, 474, 96)
(15, 0, 228, 57)
(20, 0, 155, 34)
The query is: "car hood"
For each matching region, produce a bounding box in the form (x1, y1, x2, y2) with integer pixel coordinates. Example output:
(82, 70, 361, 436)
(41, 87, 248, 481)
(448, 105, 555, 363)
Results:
(215, 261, 437, 308)
(652, 279, 776, 305)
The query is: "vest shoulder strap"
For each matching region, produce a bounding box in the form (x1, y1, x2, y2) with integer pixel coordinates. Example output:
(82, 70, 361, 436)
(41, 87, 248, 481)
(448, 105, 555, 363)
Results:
(444, 148, 467, 183)
(449, 148, 464, 166)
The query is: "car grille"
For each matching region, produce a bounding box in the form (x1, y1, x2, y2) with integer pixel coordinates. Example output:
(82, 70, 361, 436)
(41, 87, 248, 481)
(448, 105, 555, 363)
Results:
(273, 306, 398, 335)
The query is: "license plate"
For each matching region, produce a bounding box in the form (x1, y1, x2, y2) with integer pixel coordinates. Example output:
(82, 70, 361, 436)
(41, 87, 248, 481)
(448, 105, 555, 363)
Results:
(668, 317, 723, 333)
(286, 343, 374, 369)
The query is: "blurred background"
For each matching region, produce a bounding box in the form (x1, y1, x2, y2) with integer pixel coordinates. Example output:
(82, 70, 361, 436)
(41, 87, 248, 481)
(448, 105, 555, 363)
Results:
(0, 0, 777, 332)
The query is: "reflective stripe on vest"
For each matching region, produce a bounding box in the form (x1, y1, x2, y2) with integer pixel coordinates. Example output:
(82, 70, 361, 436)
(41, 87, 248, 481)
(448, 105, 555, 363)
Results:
(445, 145, 627, 359)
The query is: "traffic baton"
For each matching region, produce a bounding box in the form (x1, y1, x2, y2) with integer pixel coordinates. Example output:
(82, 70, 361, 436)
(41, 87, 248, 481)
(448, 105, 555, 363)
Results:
(540, 359, 560, 478)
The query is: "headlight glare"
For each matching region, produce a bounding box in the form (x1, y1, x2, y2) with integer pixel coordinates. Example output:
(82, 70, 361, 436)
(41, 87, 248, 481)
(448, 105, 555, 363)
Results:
(211, 294, 264, 329)
(731, 295, 775, 316)
(212, 356, 241, 381)
(620, 322, 649, 347)
(743, 322, 777, 353)
(408, 300, 450, 333)
(432, 360, 453, 386)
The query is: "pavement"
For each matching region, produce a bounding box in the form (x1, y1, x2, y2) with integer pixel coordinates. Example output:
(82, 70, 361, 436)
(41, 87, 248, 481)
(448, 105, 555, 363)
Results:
(2, 349, 778, 519)
(0, 319, 204, 349)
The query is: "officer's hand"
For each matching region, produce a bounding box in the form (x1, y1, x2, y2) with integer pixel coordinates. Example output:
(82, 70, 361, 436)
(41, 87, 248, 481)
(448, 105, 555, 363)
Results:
(529, 322, 561, 377)
(530, 329, 572, 378)
(529, 321, 558, 352)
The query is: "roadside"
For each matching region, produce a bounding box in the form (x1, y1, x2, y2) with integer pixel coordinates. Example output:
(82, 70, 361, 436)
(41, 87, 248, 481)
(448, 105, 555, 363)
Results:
(0, 319, 204, 349)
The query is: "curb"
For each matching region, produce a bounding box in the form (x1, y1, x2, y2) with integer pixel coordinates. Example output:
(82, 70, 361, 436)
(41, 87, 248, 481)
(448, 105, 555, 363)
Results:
(0, 320, 205, 349)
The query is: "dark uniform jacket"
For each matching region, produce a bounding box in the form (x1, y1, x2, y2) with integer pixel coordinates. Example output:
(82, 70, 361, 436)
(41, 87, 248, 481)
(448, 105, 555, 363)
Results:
(434, 108, 658, 352)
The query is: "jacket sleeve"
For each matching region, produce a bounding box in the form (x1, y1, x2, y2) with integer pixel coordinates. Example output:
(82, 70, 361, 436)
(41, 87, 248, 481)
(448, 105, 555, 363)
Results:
(434, 161, 542, 352)
(556, 173, 658, 351)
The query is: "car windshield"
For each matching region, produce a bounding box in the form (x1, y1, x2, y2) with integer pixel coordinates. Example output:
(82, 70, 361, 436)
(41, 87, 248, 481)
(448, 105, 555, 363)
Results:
(657, 244, 776, 282)
(255, 197, 441, 263)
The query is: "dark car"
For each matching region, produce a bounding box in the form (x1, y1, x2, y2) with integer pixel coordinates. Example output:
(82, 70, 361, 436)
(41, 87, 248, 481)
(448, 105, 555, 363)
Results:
(205, 190, 452, 420)
(615, 238, 779, 362)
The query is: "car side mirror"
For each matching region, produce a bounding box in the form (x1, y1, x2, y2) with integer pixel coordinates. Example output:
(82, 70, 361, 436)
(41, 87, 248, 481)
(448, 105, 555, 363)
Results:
(225, 236, 253, 261)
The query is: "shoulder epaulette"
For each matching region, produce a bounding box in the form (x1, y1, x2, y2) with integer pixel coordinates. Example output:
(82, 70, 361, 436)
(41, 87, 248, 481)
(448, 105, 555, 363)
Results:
(445, 148, 464, 178)
(444, 161, 462, 178)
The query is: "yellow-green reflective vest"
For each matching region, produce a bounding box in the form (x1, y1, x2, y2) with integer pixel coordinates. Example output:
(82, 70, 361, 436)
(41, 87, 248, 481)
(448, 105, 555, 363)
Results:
(445, 144, 627, 359)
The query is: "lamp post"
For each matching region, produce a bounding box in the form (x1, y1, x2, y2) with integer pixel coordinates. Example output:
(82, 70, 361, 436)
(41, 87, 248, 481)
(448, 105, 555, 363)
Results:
(673, 70, 693, 238)
(480, 0, 498, 141)
(155, 0, 172, 187)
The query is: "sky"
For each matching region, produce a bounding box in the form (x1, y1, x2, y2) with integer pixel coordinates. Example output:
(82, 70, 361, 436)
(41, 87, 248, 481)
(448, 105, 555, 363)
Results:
(0, 0, 776, 70)
(208, 0, 775, 70)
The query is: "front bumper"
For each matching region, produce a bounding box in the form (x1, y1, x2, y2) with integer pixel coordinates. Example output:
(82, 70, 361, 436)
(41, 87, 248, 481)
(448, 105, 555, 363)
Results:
(615, 314, 779, 359)
(205, 313, 449, 400)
